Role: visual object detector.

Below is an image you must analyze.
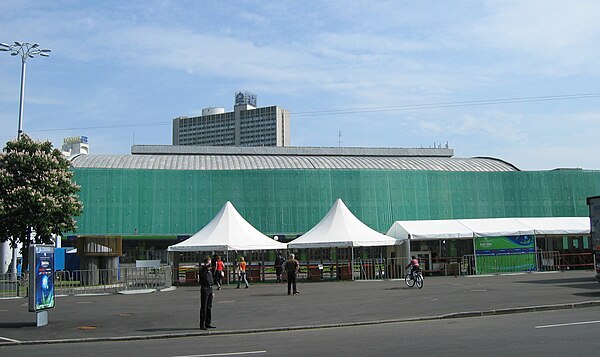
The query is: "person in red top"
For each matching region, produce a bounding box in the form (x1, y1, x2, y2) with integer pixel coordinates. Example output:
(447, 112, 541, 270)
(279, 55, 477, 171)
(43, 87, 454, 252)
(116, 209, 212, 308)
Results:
(214, 256, 224, 290)
(406, 256, 420, 279)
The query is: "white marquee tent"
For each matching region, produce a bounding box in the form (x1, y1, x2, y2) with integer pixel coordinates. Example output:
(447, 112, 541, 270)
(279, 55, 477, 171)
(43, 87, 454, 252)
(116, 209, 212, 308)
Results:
(387, 217, 590, 241)
(288, 199, 403, 248)
(167, 201, 287, 252)
(515, 217, 590, 236)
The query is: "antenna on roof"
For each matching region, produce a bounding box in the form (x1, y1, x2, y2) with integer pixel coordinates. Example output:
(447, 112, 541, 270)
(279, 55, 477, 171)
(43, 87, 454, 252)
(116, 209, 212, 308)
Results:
(338, 130, 342, 147)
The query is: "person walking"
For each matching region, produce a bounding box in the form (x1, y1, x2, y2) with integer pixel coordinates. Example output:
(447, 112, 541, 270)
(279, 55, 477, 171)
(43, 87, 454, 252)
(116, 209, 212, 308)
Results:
(236, 256, 249, 289)
(214, 255, 224, 290)
(199, 256, 216, 330)
(275, 253, 285, 283)
(284, 253, 300, 295)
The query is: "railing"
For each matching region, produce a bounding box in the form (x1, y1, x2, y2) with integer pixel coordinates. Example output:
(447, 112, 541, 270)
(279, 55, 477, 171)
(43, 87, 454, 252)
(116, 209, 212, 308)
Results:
(170, 251, 594, 284)
(557, 252, 594, 270)
(0, 273, 23, 298)
(55, 266, 172, 296)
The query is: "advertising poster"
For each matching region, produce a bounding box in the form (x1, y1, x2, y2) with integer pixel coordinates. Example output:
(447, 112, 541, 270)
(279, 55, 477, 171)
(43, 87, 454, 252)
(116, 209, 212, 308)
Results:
(475, 236, 535, 274)
(587, 196, 600, 274)
(29, 245, 55, 312)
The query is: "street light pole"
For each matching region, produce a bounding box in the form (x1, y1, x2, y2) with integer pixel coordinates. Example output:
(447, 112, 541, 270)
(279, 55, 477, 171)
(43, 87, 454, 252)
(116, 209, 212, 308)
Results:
(0, 41, 50, 280)
(0, 41, 51, 139)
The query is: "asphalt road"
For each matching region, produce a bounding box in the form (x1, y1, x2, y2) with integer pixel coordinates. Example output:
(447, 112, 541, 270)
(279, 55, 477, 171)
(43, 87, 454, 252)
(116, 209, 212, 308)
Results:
(2, 307, 600, 356)
(1, 270, 600, 350)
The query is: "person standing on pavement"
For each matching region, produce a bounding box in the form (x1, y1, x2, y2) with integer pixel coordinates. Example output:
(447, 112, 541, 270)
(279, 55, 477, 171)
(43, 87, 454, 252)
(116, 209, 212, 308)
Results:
(275, 253, 285, 283)
(236, 256, 249, 289)
(199, 256, 216, 330)
(284, 253, 300, 295)
(214, 255, 224, 290)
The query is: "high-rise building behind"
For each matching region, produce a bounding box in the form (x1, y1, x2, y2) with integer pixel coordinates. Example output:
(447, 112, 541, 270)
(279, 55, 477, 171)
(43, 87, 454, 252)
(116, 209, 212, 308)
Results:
(172, 91, 290, 147)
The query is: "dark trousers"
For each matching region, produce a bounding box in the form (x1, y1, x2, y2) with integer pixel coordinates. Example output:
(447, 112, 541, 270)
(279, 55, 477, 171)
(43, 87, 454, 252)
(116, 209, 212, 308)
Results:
(200, 287, 213, 327)
(275, 268, 283, 282)
(287, 272, 297, 294)
(214, 271, 223, 287)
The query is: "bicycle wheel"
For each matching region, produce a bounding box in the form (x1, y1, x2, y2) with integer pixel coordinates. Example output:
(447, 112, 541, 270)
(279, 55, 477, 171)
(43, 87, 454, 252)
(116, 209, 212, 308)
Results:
(415, 273, 423, 289)
(405, 273, 415, 287)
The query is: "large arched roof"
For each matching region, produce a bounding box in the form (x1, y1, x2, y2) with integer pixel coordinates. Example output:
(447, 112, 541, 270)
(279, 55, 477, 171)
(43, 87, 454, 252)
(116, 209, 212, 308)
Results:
(71, 146, 518, 172)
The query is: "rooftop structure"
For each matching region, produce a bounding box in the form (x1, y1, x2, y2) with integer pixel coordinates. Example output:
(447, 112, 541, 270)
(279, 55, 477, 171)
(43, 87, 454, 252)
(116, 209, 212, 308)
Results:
(70, 145, 518, 172)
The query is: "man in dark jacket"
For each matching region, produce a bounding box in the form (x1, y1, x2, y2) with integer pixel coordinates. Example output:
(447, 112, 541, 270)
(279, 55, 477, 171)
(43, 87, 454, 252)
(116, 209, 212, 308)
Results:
(199, 256, 216, 330)
(283, 253, 300, 295)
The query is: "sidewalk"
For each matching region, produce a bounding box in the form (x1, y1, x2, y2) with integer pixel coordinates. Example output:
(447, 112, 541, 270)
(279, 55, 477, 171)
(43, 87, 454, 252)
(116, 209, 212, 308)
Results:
(1, 271, 599, 345)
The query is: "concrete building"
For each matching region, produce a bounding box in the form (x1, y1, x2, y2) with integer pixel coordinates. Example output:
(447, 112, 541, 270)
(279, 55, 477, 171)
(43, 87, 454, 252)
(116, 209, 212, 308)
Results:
(172, 91, 290, 147)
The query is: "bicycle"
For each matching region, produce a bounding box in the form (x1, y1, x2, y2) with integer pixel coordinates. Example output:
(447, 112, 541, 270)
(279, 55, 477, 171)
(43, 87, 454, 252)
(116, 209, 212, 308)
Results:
(405, 269, 424, 289)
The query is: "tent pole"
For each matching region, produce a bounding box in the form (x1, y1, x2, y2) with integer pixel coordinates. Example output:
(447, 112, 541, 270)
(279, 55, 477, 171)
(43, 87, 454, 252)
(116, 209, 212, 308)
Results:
(335, 247, 339, 280)
(472, 237, 478, 275)
(226, 249, 230, 285)
(351, 246, 354, 281)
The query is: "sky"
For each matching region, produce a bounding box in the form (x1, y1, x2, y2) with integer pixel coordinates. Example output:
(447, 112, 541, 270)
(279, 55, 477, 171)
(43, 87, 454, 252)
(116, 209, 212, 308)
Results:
(1, 0, 599, 170)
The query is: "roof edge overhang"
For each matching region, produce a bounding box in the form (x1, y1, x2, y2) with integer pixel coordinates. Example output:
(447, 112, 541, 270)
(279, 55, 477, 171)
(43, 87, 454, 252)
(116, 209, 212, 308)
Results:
(131, 145, 454, 158)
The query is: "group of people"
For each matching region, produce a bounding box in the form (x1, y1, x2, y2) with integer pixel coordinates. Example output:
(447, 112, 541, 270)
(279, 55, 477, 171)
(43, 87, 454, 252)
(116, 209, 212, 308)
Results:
(198, 253, 302, 330)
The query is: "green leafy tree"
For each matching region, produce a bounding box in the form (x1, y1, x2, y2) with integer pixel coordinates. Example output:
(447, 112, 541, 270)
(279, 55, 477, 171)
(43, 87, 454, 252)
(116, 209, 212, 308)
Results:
(0, 134, 83, 272)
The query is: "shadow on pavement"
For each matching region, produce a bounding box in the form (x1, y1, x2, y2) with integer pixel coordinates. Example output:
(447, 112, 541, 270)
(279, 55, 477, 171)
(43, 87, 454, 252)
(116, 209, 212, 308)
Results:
(137, 327, 199, 333)
(515, 277, 595, 285)
(0, 322, 36, 328)
(572, 291, 600, 298)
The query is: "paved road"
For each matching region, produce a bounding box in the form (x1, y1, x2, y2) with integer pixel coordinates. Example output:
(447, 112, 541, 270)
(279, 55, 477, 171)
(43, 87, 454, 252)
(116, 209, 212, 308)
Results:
(3, 306, 600, 356)
(0, 271, 599, 344)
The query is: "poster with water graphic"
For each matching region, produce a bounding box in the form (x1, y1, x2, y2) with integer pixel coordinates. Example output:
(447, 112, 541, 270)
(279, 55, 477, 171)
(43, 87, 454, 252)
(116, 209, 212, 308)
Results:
(28, 245, 55, 312)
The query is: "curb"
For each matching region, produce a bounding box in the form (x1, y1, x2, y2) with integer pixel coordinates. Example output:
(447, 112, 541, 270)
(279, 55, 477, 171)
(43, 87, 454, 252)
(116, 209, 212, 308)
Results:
(3, 300, 600, 346)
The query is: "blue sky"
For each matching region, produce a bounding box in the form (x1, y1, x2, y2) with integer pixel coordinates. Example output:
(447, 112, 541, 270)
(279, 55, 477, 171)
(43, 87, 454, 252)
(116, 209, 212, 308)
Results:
(1, 0, 599, 170)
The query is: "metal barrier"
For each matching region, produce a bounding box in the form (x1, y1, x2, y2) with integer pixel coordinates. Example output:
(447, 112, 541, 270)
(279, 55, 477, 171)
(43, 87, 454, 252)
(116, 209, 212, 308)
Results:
(350, 258, 410, 281)
(537, 251, 561, 272)
(55, 266, 173, 296)
(0, 273, 23, 298)
(462, 251, 568, 275)
(557, 252, 594, 270)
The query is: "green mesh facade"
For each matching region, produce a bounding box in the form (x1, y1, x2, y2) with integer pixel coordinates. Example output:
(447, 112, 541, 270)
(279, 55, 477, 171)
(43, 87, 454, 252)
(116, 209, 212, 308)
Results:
(71, 168, 600, 236)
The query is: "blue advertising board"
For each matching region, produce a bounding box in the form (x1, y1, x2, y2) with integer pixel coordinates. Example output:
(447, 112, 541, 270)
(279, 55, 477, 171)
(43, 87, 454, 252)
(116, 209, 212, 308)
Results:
(28, 245, 55, 312)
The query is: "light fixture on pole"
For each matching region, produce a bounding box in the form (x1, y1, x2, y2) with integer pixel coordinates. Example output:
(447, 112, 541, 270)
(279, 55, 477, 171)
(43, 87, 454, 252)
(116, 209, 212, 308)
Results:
(0, 41, 51, 139)
(0, 41, 50, 281)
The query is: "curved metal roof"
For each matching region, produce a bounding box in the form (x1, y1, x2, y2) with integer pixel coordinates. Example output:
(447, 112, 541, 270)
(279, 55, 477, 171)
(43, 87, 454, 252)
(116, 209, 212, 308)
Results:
(71, 154, 518, 172)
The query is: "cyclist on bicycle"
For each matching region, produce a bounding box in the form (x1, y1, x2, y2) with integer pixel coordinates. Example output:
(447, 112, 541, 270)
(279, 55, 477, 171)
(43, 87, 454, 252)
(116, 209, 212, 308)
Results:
(406, 256, 420, 279)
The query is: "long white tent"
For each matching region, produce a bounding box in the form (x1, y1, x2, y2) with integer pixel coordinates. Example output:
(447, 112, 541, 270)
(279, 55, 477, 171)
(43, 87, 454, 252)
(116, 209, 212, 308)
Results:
(288, 199, 402, 248)
(167, 201, 287, 252)
(387, 217, 590, 241)
(515, 217, 590, 236)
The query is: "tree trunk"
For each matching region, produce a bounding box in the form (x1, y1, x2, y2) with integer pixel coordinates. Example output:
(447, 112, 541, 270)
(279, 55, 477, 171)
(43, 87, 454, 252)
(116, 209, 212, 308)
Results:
(22, 228, 32, 275)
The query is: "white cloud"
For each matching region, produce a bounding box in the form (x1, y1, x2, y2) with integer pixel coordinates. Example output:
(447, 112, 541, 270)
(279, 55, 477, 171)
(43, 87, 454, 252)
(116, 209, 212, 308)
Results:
(461, 0, 600, 75)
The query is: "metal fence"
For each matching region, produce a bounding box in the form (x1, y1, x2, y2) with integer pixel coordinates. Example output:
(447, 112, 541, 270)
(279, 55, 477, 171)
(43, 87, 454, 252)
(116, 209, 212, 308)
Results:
(1, 266, 172, 298)
(55, 266, 173, 295)
(0, 273, 23, 298)
(348, 251, 592, 280)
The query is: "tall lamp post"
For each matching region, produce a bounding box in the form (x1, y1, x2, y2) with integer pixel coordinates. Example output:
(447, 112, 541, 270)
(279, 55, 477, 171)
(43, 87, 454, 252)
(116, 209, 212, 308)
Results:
(0, 41, 50, 280)
(0, 41, 51, 139)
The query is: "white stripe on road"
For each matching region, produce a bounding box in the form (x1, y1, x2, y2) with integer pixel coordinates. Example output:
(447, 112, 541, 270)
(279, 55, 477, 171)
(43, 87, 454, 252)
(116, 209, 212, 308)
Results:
(0, 336, 21, 343)
(535, 320, 600, 329)
(173, 351, 266, 357)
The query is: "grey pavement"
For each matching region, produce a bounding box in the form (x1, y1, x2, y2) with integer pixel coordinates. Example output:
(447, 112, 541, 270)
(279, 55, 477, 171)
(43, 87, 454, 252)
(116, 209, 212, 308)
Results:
(1, 271, 599, 345)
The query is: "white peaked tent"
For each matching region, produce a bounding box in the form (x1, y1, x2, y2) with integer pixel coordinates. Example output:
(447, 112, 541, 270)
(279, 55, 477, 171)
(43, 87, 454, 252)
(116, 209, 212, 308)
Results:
(287, 199, 402, 248)
(167, 201, 287, 252)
